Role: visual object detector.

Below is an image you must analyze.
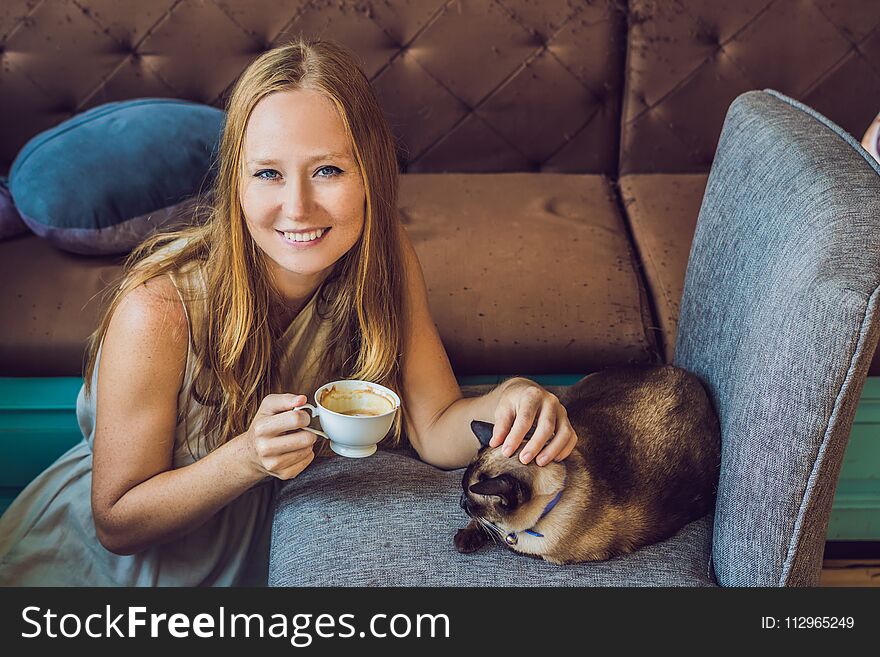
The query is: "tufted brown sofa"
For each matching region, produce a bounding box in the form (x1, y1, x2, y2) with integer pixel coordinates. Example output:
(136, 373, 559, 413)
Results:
(2, 0, 880, 381)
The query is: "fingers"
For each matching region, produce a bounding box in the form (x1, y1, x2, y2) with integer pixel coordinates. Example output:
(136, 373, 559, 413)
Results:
(490, 383, 578, 466)
(498, 387, 544, 459)
(255, 408, 314, 439)
(255, 430, 318, 457)
(517, 398, 559, 464)
(488, 406, 514, 448)
(253, 436, 316, 480)
(555, 432, 579, 462)
(245, 393, 317, 481)
(258, 393, 308, 418)
(251, 405, 317, 469)
(535, 417, 578, 465)
(266, 447, 316, 481)
(489, 379, 529, 448)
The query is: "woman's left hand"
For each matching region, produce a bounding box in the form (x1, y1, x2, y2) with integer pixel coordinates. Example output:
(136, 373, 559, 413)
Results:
(488, 378, 579, 466)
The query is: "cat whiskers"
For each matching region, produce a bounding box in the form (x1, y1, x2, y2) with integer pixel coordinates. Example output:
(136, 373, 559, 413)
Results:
(476, 516, 503, 545)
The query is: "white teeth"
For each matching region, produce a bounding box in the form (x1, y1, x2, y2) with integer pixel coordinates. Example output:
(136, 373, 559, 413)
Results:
(282, 228, 327, 242)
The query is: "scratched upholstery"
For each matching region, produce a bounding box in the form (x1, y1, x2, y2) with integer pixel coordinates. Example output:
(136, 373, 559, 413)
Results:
(621, 0, 880, 173)
(0, 0, 626, 175)
(2, 0, 879, 375)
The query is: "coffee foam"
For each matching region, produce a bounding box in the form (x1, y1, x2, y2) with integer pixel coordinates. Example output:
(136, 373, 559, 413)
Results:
(319, 384, 396, 416)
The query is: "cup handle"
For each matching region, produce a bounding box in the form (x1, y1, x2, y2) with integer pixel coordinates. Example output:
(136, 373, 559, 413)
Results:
(293, 403, 331, 440)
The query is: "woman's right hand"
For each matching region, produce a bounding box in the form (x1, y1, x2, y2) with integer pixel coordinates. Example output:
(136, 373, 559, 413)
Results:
(243, 393, 318, 480)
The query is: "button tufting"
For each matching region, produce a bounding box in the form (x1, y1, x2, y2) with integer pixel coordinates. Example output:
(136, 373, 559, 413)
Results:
(0, 1, 874, 176)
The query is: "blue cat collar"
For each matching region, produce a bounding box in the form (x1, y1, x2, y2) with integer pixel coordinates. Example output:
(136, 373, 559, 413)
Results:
(504, 488, 564, 544)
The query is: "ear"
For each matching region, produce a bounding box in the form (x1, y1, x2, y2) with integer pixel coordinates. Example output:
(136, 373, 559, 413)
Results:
(468, 474, 531, 509)
(470, 419, 539, 448)
(470, 420, 495, 448)
(469, 474, 512, 497)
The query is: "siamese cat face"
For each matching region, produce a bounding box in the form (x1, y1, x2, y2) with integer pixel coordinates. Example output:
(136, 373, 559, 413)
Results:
(461, 420, 566, 533)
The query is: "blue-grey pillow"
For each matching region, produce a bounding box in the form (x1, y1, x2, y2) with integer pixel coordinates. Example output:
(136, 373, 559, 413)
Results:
(0, 176, 28, 240)
(9, 98, 223, 255)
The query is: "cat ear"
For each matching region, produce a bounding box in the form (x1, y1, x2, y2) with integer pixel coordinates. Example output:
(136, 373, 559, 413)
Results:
(470, 419, 539, 448)
(469, 474, 512, 497)
(469, 474, 529, 508)
(470, 420, 495, 448)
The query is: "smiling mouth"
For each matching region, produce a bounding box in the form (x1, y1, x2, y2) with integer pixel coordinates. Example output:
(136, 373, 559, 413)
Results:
(275, 227, 331, 243)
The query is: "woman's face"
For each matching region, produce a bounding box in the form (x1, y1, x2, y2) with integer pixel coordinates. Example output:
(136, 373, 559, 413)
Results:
(240, 88, 365, 306)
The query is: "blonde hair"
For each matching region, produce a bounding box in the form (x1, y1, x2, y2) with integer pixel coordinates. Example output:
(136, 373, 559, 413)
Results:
(84, 39, 407, 456)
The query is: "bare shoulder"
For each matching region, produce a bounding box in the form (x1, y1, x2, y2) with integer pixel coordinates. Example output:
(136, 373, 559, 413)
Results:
(102, 274, 189, 385)
(397, 224, 418, 270)
(114, 274, 188, 334)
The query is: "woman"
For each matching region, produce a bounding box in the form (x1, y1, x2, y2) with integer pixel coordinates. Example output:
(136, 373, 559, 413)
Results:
(0, 39, 578, 586)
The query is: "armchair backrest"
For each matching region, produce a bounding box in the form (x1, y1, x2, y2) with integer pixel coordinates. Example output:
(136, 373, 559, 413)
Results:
(673, 89, 880, 586)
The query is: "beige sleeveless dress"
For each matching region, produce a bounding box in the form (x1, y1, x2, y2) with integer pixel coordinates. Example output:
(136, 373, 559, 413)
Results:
(0, 255, 333, 586)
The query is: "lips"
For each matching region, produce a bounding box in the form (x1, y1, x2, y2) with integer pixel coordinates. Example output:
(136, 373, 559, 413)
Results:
(275, 227, 331, 246)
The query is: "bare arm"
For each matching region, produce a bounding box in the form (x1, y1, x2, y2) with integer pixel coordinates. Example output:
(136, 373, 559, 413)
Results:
(396, 227, 530, 468)
(397, 226, 577, 469)
(417, 376, 529, 469)
(91, 276, 310, 555)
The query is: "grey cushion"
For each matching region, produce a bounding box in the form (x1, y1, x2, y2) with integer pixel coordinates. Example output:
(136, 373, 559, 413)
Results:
(673, 90, 880, 586)
(269, 449, 715, 587)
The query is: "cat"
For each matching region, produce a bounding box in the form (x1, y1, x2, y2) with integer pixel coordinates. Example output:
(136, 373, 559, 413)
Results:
(454, 363, 721, 564)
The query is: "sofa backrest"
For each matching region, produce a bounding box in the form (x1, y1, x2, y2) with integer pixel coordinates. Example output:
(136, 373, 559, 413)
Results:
(620, 0, 880, 175)
(0, 0, 626, 176)
(3, 2, 876, 177)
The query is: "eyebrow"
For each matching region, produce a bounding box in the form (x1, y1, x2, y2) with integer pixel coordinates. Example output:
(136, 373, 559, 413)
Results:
(246, 152, 353, 166)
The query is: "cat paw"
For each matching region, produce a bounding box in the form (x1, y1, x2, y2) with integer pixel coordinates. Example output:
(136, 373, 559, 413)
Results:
(454, 526, 488, 553)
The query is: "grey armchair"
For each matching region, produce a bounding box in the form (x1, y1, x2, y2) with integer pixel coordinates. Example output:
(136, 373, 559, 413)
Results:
(268, 90, 880, 587)
(674, 90, 880, 586)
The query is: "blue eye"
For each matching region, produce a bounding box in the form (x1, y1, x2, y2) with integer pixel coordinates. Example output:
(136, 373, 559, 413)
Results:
(255, 169, 279, 180)
(315, 166, 342, 178)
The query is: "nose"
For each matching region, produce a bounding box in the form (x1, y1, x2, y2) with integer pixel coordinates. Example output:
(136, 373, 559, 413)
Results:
(283, 176, 312, 220)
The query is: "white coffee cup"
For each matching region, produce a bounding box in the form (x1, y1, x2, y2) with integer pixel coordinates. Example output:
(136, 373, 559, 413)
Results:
(293, 379, 400, 458)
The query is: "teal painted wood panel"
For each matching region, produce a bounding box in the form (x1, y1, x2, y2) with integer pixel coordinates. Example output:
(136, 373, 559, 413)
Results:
(1, 375, 879, 542)
(0, 378, 83, 492)
(827, 378, 880, 540)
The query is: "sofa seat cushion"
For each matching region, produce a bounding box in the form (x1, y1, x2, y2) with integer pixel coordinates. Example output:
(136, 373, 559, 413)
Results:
(620, 173, 880, 376)
(400, 173, 660, 375)
(618, 174, 708, 365)
(269, 386, 716, 587)
(0, 234, 122, 376)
